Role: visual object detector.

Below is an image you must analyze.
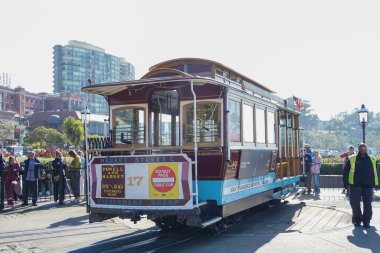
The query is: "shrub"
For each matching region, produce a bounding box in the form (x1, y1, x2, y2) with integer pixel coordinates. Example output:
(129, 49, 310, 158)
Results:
(321, 163, 343, 175)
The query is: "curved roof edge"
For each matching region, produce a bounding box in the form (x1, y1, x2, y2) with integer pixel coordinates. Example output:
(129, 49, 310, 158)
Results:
(141, 68, 194, 79)
(149, 57, 274, 93)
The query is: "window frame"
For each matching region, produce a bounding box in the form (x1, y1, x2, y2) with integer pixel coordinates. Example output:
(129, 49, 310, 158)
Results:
(255, 106, 266, 144)
(242, 103, 254, 143)
(267, 110, 276, 144)
(149, 89, 180, 147)
(228, 97, 242, 146)
(110, 103, 148, 148)
(180, 99, 223, 147)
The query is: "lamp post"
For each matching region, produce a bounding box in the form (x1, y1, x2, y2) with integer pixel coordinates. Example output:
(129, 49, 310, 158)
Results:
(81, 106, 91, 212)
(103, 118, 109, 137)
(358, 104, 369, 143)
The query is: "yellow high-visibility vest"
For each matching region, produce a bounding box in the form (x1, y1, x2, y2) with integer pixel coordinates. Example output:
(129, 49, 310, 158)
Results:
(348, 155, 378, 186)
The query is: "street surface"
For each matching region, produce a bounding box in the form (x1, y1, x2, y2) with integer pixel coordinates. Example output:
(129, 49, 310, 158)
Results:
(0, 189, 379, 253)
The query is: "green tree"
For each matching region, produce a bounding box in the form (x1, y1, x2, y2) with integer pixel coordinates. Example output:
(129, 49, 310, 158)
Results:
(24, 127, 67, 148)
(0, 121, 14, 148)
(63, 117, 84, 149)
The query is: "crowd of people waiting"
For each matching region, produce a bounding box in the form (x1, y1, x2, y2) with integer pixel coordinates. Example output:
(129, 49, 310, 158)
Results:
(3, 150, 85, 207)
(303, 143, 378, 228)
(303, 144, 322, 196)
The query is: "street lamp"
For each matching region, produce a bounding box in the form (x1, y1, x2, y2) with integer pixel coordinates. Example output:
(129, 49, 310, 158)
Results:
(81, 107, 91, 151)
(358, 104, 369, 143)
(103, 118, 109, 137)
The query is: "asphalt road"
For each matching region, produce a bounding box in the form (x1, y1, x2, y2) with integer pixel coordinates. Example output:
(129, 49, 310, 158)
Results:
(1, 189, 379, 253)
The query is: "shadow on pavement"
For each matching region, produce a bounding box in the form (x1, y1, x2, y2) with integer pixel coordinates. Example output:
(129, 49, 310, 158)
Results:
(347, 227, 380, 253)
(69, 228, 161, 253)
(0, 201, 85, 215)
(48, 214, 89, 228)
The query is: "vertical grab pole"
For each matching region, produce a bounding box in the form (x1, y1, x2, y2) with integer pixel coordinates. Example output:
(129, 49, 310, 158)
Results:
(84, 107, 90, 213)
(278, 124, 282, 179)
(291, 125, 294, 176)
(190, 81, 199, 207)
(226, 89, 231, 162)
(302, 129, 305, 175)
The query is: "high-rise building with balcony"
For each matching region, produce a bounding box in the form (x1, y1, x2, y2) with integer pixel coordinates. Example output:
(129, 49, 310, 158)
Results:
(53, 40, 135, 114)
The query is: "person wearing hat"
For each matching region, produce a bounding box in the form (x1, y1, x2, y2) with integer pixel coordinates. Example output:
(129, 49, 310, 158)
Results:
(340, 145, 355, 195)
(345, 143, 378, 228)
(21, 151, 44, 206)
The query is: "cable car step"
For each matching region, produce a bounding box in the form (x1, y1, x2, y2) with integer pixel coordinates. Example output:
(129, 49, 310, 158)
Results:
(201, 216, 223, 228)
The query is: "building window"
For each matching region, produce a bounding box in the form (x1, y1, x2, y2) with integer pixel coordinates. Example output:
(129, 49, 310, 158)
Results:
(229, 99, 241, 142)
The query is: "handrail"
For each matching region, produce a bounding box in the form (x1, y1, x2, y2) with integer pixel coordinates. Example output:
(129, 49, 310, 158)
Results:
(87, 146, 223, 153)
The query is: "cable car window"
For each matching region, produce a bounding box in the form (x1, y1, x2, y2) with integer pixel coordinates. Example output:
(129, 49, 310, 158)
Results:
(215, 67, 223, 76)
(287, 114, 293, 128)
(150, 90, 179, 146)
(288, 126, 293, 157)
(228, 99, 241, 142)
(243, 104, 254, 142)
(280, 112, 286, 158)
(187, 64, 212, 74)
(183, 102, 221, 144)
(267, 111, 276, 144)
(171, 65, 185, 72)
(256, 107, 266, 143)
(113, 107, 145, 145)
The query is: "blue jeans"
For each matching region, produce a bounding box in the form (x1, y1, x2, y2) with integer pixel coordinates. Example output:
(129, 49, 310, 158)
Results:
(313, 173, 320, 194)
(70, 170, 81, 198)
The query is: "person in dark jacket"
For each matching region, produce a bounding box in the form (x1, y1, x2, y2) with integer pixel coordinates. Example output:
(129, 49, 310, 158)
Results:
(340, 145, 355, 196)
(52, 151, 67, 205)
(345, 143, 379, 228)
(303, 145, 313, 194)
(21, 152, 43, 206)
(4, 157, 21, 206)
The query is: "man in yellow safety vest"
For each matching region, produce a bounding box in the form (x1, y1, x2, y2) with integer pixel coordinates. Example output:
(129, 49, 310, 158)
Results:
(346, 143, 378, 228)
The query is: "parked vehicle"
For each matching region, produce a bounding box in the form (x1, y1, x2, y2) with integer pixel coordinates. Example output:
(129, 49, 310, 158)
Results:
(5, 146, 24, 156)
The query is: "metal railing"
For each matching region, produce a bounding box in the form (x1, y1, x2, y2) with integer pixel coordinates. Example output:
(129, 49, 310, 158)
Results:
(301, 162, 380, 192)
(1, 168, 86, 209)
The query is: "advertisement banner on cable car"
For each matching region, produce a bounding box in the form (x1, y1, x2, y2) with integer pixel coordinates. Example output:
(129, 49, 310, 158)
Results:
(89, 154, 193, 209)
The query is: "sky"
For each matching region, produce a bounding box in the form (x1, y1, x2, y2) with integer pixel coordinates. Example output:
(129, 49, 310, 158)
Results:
(0, 0, 379, 120)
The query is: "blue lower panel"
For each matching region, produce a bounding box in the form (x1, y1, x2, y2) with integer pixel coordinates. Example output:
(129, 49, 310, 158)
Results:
(194, 173, 301, 206)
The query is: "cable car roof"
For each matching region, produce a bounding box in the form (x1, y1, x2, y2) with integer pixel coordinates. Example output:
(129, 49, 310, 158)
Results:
(81, 76, 221, 96)
(149, 58, 275, 93)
